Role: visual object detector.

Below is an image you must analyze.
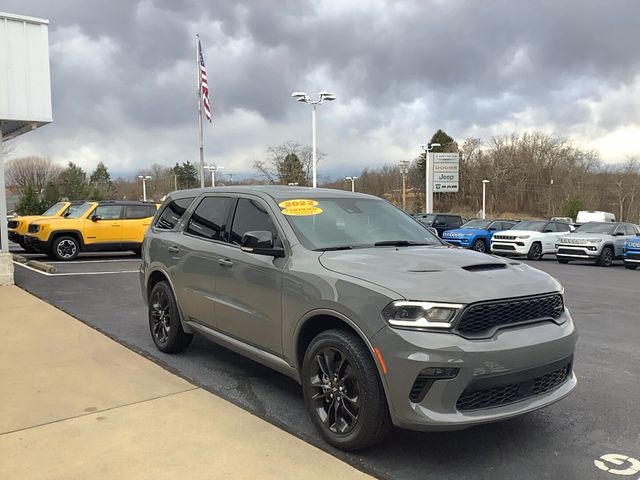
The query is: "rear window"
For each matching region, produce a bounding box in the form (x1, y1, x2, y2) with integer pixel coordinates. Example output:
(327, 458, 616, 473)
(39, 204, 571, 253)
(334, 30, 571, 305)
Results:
(125, 205, 157, 219)
(155, 197, 194, 230)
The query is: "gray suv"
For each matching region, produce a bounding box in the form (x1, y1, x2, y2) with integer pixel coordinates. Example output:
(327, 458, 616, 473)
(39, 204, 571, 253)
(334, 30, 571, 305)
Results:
(556, 222, 640, 266)
(141, 187, 577, 450)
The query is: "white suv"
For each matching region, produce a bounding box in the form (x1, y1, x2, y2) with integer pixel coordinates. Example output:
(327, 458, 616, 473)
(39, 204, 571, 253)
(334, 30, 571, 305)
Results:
(491, 220, 573, 260)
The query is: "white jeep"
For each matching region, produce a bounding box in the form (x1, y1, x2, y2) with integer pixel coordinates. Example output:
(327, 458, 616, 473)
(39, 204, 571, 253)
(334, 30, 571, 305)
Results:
(491, 220, 574, 260)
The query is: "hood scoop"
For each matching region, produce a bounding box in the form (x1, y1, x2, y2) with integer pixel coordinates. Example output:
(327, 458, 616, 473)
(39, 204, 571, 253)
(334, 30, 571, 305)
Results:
(462, 263, 508, 272)
(407, 268, 443, 273)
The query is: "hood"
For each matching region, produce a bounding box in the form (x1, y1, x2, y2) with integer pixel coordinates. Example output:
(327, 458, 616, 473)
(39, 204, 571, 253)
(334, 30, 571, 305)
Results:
(29, 217, 76, 226)
(318, 246, 561, 304)
(9, 215, 42, 225)
(442, 228, 485, 237)
(559, 233, 611, 243)
(494, 229, 540, 237)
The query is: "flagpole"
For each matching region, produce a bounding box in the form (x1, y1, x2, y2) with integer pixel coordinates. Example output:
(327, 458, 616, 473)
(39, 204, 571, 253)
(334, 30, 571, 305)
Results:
(196, 33, 205, 188)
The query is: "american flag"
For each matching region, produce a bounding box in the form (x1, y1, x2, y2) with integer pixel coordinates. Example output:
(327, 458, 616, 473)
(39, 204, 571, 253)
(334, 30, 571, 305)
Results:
(198, 39, 212, 122)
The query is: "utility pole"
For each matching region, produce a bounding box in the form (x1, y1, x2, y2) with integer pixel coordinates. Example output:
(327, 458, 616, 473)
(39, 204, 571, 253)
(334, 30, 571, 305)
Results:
(399, 160, 410, 211)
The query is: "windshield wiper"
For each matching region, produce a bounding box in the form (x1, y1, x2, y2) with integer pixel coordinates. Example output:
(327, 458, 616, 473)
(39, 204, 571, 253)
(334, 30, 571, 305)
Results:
(374, 240, 433, 247)
(314, 245, 355, 251)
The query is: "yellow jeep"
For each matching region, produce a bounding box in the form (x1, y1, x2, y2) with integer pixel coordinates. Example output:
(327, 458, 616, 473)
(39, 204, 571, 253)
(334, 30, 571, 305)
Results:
(24, 201, 158, 260)
(8, 201, 85, 252)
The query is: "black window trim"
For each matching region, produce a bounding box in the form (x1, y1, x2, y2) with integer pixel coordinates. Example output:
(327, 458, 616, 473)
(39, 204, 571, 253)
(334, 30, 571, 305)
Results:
(93, 204, 124, 220)
(153, 197, 196, 232)
(181, 194, 236, 245)
(227, 194, 289, 251)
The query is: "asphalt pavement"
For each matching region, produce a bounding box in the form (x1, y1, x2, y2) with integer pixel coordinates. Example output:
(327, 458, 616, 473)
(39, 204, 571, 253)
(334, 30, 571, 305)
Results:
(10, 246, 640, 480)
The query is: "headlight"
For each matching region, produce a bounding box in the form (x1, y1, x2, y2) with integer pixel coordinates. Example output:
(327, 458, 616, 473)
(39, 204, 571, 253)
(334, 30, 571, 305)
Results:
(517, 235, 530, 239)
(588, 238, 603, 244)
(382, 301, 463, 329)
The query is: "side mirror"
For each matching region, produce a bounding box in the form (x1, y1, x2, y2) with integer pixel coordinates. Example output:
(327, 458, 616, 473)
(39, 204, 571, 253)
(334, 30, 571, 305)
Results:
(544, 229, 553, 233)
(615, 231, 625, 236)
(91, 215, 100, 222)
(240, 231, 285, 257)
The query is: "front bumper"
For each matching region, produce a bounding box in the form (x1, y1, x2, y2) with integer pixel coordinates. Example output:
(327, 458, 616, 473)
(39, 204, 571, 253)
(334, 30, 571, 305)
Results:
(371, 312, 577, 431)
(443, 238, 472, 248)
(555, 245, 600, 260)
(624, 251, 640, 264)
(8, 231, 24, 245)
(491, 240, 530, 256)
(23, 235, 49, 253)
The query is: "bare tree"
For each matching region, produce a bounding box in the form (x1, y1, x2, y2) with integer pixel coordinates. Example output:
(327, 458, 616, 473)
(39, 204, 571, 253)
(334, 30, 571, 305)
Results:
(254, 141, 325, 185)
(5, 156, 63, 194)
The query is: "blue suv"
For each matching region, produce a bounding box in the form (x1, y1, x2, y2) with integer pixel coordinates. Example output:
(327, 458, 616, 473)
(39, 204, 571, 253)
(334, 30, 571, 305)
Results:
(442, 219, 517, 253)
(624, 236, 640, 270)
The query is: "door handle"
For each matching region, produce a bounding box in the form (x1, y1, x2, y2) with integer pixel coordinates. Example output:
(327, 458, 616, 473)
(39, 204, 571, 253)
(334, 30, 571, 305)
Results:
(218, 258, 234, 267)
(168, 246, 180, 253)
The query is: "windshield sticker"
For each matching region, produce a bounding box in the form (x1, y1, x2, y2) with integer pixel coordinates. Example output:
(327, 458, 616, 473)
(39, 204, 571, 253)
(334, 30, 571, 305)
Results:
(279, 199, 323, 216)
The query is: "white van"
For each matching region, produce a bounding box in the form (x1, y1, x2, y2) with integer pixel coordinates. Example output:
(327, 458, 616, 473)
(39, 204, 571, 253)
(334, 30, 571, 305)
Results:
(575, 211, 616, 224)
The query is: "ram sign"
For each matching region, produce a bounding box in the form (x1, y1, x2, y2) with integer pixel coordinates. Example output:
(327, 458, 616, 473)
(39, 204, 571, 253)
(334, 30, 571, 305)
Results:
(433, 153, 459, 192)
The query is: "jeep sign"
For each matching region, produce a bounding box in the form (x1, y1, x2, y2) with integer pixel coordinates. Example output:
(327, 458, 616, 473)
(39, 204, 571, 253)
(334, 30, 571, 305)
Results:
(433, 153, 459, 193)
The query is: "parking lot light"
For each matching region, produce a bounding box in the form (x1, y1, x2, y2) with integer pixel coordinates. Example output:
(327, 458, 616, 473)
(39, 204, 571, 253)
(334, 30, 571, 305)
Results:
(482, 179, 490, 219)
(291, 91, 336, 188)
(421, 143, 442, 214)
(204, 165, 224, 187)
(137, 175, 152, 202)
(345, 176, 357, 192)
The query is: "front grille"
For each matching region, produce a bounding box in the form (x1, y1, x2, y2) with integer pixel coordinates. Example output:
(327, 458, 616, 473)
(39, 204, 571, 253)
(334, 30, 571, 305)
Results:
(557, 248, 585, 256)
(627, 253, 640, 260)
(27, 224, 39, 233)
(456, 361, 571, 411)
(455, 293, 564, 337)
(8, 220, 18, 229)
(494, 235, 516, 240)
(492, 244, 516, 250)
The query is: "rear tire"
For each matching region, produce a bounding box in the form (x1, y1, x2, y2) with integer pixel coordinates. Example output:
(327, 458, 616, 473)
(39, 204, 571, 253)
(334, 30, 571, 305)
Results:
(148, 281, 192, 353)
(51, 235, 80, 261)
(527, 242, 543, 260)
(597, 246, 614, 267)
(472, 239, 487, 253)
(624, 264, 637, 270)
(301, 329, 392, 451)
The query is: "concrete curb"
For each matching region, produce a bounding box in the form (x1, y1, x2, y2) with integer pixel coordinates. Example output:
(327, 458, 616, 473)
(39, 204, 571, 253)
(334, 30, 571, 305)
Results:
(12, 254, 27, 263)
(26, 260, 57, 274)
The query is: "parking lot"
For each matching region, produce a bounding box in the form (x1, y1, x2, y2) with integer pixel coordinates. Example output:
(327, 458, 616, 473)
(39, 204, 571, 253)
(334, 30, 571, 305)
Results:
(10, 242, 640, 480)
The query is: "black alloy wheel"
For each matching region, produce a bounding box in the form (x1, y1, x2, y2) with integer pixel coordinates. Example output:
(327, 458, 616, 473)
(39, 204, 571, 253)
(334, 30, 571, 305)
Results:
(527, 242, 543, 260)
(473, 238, 487, 253)
(150, 288, 171, 345)
(598, 247, 614, 267)
(148, 281, 193, 353)
(309, 347, 361, 435)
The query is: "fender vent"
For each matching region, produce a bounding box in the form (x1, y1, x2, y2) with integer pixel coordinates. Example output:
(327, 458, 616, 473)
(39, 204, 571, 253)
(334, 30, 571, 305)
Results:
(462, 263, 507, 272)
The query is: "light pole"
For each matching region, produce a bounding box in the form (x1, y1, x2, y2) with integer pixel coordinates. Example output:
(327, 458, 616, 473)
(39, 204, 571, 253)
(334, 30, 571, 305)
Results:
(345, 176, 357, 192)
(204, 165, 223, 187)
(137, 175, 151, 202)
(291, 91, 336, 188)
(420, 142, 442, 214)
(399, 160, 410, 211)
(288, 182, 299, 186)
(482, 180, 490, 219)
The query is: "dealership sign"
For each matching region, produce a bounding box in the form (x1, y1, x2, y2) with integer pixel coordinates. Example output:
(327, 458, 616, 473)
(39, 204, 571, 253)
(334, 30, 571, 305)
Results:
(433, 153, 459, 192)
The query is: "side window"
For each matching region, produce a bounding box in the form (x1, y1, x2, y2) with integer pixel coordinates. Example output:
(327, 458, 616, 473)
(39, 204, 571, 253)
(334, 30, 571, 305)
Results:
(556, 223, 571, 232)
(544, 223, 558, 232)
(448, 216, 462, 228)
(624, 224, 637, 235)
(488, 221, 501, 231)
(434, 215, 447, 226)
(94, 205, 122, 220)
(186, 196, 234, 241)
(614, 225, 625, 236)
(155, 197, 194, 230)
(125, 205, 151, 219)
(147, 205, 158, 218)
(230, 198, 278, 245)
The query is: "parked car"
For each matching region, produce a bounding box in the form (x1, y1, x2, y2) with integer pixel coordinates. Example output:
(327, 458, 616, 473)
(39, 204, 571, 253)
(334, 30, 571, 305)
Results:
(7, 201, 85, 252)
(575, 211, 615, 224)
(413, 213, 467, 237)
(141, 187, 576, 450)
(555, 222, 640, 266)
(491, 220, 574, 260)
(441, 219, 518, 252)
(623, 236, 640, 270)
(24, 201, 158, 260)
(550, 216, 574, 225)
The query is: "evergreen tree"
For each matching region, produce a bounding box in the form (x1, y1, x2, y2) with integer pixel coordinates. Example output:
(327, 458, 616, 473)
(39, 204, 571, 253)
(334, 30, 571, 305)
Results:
(58, 162, 88, 200)
(89, 162, 117, 200)
(16, 186, 46, 215)
(277, 153, 307, 185)
(174, 161, 198, 189)
(417, 129, 459, 176)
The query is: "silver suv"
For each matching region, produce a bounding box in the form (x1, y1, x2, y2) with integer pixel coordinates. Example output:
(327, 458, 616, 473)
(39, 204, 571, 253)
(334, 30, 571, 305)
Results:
(556, 222, 640, 266)
(141, 187, 577, 450)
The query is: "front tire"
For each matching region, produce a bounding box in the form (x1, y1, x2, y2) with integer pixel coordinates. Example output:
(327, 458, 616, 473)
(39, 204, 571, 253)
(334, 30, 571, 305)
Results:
(472, 238, 487, 253)
(557, 258, 569, 264)
(527, 242, 543, 260)
(301, 329, 392, 451)
(597, 247, 614, 267)
(624, 263, 637, 270)
(148, 281, 193, 353)
(51, 235, 80, 261)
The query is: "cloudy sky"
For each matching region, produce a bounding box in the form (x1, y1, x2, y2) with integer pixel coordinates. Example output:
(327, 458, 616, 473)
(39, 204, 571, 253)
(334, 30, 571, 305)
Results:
(4, 0, 640, 180)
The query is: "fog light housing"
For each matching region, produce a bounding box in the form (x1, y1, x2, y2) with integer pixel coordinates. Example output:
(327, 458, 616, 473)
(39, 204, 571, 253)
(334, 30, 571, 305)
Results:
(409, 367, 460, 403)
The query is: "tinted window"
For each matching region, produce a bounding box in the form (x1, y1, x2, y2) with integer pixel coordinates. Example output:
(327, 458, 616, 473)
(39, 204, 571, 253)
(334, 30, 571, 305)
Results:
(230, 198, 278, 245)
(186, 196, 233, 241)
(94, 205, 122, 220)
(155, 197, 194, 230)
(544, 222, 558, 232)
(462, 219, 492, 229)
(556, 222, 571, 232)
(576, 222, 616, 234)
(125, 205, 154, 219)
(447, 216, 462, 228)
(623, 224, 637, 235)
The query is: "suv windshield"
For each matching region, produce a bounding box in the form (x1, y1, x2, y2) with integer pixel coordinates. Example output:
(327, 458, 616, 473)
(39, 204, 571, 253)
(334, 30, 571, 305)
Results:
(421, 214, 436, 224)
(42, 202, 65, 216)
(277, 197, 441, 250)
(66, 203, 94, 219)
(461, 219, 492, 229)
(512, 220, 547, 231)
(575, 222, 616, 234)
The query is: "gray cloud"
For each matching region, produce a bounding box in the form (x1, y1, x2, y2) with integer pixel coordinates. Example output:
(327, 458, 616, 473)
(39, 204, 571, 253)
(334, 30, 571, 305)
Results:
(4, 0, 640, 178)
